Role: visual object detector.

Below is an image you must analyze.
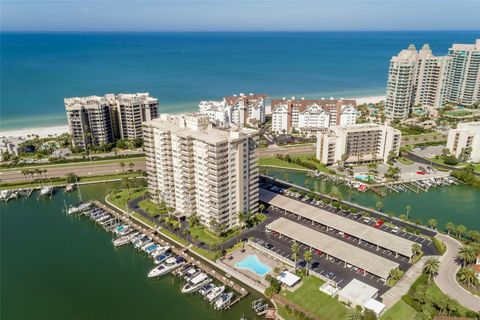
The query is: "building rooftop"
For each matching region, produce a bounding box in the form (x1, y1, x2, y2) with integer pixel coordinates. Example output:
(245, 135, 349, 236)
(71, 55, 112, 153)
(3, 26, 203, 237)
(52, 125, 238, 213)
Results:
(260, 189, 415, 257)
(271, 97, 356, 113)
(143, 113, 257, 144)
(339, 279, 379, 306)
(266, 218, 399, 279)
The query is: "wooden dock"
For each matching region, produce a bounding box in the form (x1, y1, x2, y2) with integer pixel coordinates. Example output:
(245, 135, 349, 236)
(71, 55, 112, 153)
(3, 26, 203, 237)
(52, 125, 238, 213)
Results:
(92, 201, 249, 309)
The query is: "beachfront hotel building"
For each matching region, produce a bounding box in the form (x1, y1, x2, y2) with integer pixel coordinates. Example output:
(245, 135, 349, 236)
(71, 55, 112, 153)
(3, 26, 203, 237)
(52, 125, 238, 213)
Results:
(316, 123, 401, 165)
(385, 40, 480, 120)
(270, 97, 358, 134)
(198, 93, 268, 128)
(65, 93, 158, 150)
(142, 113, 259, 230)
(446, 122, 480, 162)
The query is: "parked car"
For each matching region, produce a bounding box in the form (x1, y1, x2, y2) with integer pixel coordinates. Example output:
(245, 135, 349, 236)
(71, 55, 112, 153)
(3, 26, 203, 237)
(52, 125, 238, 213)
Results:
(266, 243, 274, 250)
(325, 272, 335, 279)
(374, 219, 384, 228)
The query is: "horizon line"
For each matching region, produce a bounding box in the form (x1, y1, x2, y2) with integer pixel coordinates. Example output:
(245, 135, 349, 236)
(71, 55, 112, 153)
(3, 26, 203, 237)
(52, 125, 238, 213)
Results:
(2, 29, 480, 33)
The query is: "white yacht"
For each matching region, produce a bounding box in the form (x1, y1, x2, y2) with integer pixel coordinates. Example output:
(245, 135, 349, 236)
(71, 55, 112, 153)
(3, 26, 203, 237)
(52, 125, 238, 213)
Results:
(40, 186, 54, 196)
(147, 257, 185, 278)
(214, 292, 233, 310)
(181, 273, 211, 294)
(67, 202, 92, 215)
(183, 267, 201, 281)
(112, 232, 139, 247)
(151, 246, 170, 258)
(206, 285, 225, 302)
(198, 283, 214, 296)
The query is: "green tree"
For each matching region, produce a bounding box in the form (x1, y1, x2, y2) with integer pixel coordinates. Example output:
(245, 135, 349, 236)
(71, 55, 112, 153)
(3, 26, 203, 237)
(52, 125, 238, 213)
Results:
(65, 173, 78, 184)
(457, 267, 479, 288)
(427, 218, 438, 230)
(119, 162, 126, 172)
(346, 305, 365, 320)
(411, 243, 422, 258)
(423, 257, 440, 282)
(303, 249, 312, 276)
(375, 200, 383, 212)
(291, 241, 299, 272)
(187, 212, 199, 228)
(456, 225, 467, 238)
(445, 222, 455, 236)
(457, 245, 477, 266)
(259, 203, 265, 214)
(128, 162, 135, 172)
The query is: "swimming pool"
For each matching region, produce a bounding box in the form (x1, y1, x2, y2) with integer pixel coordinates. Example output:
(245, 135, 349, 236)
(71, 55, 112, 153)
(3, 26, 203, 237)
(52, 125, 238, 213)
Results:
(235, 255, 271, 276)
(354, 174, 374, 182)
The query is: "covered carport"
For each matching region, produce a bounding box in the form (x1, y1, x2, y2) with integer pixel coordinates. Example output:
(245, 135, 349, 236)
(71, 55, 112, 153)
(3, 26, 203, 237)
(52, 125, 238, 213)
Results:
(261, 189, 415, 259)
(266, 218, 400, 283)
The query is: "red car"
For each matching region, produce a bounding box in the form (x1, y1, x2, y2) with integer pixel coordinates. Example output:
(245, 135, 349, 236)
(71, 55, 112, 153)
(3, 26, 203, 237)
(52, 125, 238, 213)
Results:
(374, 219, 384, 228)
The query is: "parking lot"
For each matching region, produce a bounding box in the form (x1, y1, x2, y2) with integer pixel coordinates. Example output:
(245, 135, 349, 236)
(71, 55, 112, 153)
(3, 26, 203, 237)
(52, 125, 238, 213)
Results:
(248, 183, 439, 294)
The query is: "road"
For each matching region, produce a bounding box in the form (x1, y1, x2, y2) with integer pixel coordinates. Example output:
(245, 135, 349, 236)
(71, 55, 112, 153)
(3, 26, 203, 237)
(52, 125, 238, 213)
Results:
(434, 233, 480, 312)
(0, 160, 146, 182)
(1, 144, 315, 183)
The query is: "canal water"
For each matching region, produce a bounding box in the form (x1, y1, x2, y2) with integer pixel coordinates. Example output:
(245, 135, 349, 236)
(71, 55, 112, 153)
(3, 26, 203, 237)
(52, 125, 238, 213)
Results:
(1, 182, 261, 320)
(266, 168, 480, 230)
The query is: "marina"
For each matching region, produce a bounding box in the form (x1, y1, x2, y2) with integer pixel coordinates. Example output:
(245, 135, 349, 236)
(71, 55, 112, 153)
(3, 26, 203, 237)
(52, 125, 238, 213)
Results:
(68, 200, 251, 311)
(1, 182, 262, 320)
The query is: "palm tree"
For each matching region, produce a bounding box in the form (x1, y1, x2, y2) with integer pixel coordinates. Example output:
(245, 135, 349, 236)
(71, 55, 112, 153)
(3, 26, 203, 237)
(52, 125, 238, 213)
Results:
(122, 177, 130, 193)
(303, 249, 312, 276)
(457, 267, 479, 288)
(128, 162, 135, 172)
(119, 162, 125, 172)
(411, 243, 422, 258)
(375, 200, 383, 212)
(20, 168, 29, 181)
(291, 241, 299, 272)
(405, 205, 412, 219)
(457, 245, 477, 266)
(423, 257, 440, 282)
(428, 218, 438, 230)
(346, 306, 364, 320)
(238, 211, 249, 228)
(259, 203, 265, 214)
(445, 222, 455, 235)
(456, 225, 467, 238)
(347, 189, 354, 202)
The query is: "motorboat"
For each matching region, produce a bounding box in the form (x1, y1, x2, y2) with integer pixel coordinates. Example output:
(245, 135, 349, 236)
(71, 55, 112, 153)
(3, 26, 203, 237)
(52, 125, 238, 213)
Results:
(151, 246, 170, 258)
(114, 225, 131, 236)
(147, 257, 185, 278)
(154, 252, 172, 264)
(65, 184, 75, 192)
(40, 186, 54, 196)
(198, 283, 214, 296)
(181, 273, 211, 293)
(144, 244, 159, 254)
(214, 292, 233, 310)
(183, 267, 201, 281)
(133, 236, 150, 248)
(206, 285, 225, 302)
(112, 232, 139, 247)
(68, 202, 92, 215)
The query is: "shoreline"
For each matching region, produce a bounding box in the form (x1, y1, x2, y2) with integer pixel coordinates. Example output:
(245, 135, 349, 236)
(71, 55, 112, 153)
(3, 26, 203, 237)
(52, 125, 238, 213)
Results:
(0, 95, 385, 140)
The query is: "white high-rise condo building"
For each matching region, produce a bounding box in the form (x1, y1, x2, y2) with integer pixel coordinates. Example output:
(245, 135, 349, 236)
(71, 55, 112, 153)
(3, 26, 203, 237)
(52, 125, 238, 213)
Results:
(65, 93, 158, 150)
(316, 123, 401, 165)
(199, 93, 268, 127)
(271, 97, 358, 134)
(385, 40, 480, 120)
(446, 122, 480, 163)
(143, 113, 259, 230)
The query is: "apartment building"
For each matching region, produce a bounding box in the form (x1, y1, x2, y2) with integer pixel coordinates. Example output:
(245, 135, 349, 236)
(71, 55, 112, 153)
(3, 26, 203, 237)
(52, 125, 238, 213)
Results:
(385, 40, 480, 120)
(143, 113, 259, 231)
(316, 123, 401, 165)
(65, 93, 158, 150)
(444, 40, 480, 107)
(198, 93, 268, 127)
(271, 97, 358, 134)
(446, 122, 480, 162)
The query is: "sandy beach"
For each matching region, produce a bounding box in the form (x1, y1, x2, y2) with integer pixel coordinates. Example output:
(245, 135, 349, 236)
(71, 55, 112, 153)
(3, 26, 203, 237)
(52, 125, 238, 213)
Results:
(0, 125, 69, 139)
(354, 95, 385, 105)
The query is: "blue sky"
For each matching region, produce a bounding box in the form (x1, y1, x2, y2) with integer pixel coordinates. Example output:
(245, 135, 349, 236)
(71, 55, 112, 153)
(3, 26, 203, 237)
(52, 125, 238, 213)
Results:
(1, 0, 479, 31)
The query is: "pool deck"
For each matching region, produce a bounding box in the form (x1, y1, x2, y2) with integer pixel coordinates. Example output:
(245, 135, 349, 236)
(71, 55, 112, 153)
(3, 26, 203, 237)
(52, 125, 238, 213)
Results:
(222, 246, 284, 288)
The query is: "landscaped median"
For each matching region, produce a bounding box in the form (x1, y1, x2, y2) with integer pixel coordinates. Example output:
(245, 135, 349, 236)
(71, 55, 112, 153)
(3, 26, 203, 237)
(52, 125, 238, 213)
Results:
(0, 172, 144, 190)
(259, 154, 332, 174)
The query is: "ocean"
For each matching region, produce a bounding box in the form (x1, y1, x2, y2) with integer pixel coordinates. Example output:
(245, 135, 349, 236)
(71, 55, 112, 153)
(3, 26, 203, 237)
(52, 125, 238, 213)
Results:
(1, 31, 479, 130)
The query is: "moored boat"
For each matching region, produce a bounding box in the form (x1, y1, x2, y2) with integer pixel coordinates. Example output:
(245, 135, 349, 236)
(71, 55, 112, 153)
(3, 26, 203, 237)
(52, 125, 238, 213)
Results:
(147, 257, 185, 278)
(67, 202, 92, 215)
(214, 292, 233, 310)
(206, 285, 225, 302)
(181, 273, 211, 293)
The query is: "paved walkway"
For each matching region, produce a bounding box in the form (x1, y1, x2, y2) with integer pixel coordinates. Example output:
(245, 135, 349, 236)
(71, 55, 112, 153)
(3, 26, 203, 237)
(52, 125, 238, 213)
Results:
(434, 233, 480, 311)
(381, 256, 428, 307)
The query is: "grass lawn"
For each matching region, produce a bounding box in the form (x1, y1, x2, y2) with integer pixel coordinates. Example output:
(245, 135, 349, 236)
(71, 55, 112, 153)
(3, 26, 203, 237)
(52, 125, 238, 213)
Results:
(380, 300, 418, 320)
(397, 157, 414, 165)
(282, 276, 347, 320)
(139, 199, 169, 217)
(426, 282, 473, 316)
(0, 172, 143, 190)
(259, 157, 307, 170)
(108, 187, 148, 209)
(190, 225, 241, 247)
(131, 212, 156, 228)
